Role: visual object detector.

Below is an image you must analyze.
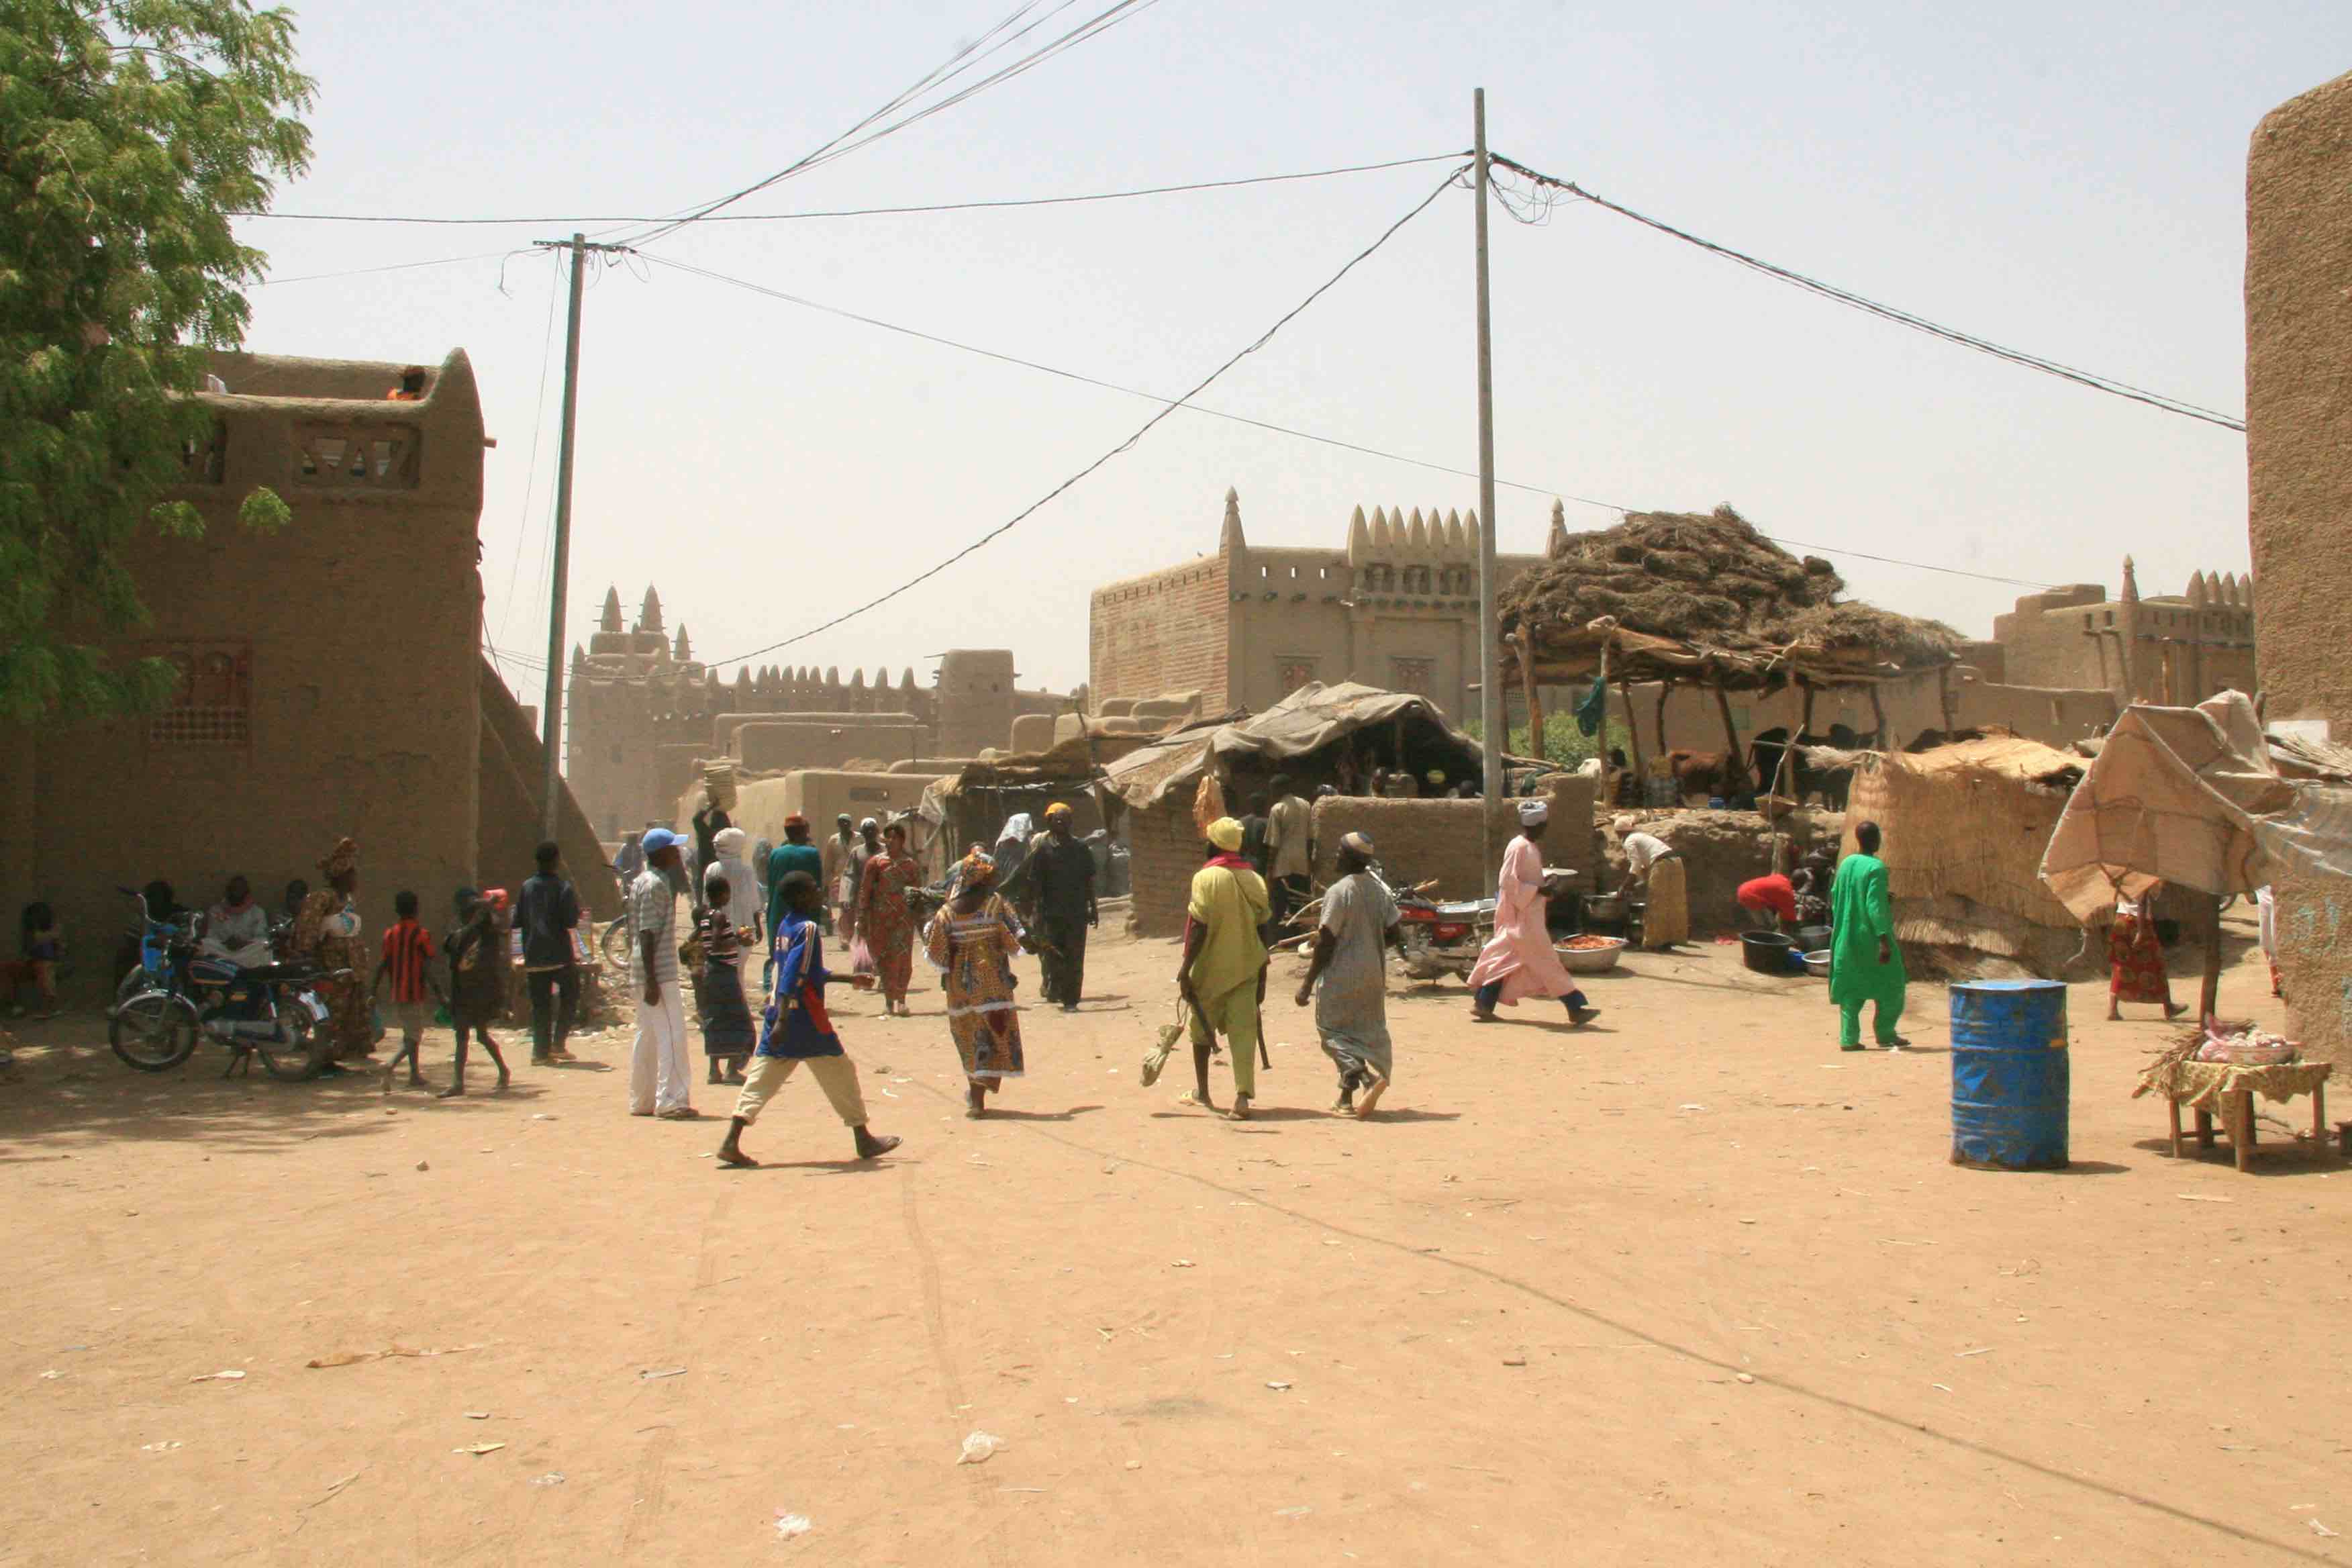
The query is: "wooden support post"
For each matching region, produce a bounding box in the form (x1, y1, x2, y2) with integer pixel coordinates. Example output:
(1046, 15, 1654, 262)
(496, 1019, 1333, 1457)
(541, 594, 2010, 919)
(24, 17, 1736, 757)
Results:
(1869, 682, 1888, 748)
(2198, 891, 2226, 1023)
(1769, 683, 1812, 802)
(1516, 632, 1545, 764)
(1937, 664, 1955, 733)
(1619, 677, 1643, 802)
(1655, 681, 1671, 758)
(1714, 684, 1747, 794)
(2167, 1097, 2184, 1159)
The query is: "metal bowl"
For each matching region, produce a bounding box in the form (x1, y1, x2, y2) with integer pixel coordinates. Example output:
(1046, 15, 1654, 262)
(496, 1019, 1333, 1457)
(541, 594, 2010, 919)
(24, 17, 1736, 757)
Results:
(1555, 936, 1627, 973)
(1800, 949, 1832, 978)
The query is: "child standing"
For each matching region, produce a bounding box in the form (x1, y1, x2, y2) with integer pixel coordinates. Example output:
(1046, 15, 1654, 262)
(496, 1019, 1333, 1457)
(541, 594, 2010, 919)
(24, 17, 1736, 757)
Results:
(695, 874, 755, 1085)
(440, 893, 511, 1097)
(372, 891, 444, 1090)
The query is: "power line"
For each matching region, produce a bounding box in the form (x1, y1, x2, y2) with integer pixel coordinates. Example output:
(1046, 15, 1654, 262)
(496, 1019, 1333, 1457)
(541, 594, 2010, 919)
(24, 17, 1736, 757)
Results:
(626, 0, 1163, 248)
(495, 251, 568, 648)
(1487, 152, 2246, 432)
(642, 254, 2055, 592)
(699, 164, 1465, 669)
(248, 247, 518, 287)
(226, 154, 1465, 226)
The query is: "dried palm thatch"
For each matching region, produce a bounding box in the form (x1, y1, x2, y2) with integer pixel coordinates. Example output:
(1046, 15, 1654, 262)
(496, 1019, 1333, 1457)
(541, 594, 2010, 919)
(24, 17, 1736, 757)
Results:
(1500, 505, 1961, 689)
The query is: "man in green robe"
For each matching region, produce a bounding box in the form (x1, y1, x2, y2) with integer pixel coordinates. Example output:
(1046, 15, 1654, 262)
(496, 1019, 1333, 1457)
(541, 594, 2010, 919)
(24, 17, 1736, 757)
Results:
(1828, 820, 1908, 1050)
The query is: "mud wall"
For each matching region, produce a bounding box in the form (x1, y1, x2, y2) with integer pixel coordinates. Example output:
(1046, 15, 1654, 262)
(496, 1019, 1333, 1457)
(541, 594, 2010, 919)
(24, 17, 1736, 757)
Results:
(2247, 70, 2352, 1067)
(9, 350, 486, 997)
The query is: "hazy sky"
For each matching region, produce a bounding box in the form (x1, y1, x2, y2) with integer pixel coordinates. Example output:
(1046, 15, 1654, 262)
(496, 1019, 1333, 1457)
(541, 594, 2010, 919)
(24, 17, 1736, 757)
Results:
(234, 1, 2344, 704)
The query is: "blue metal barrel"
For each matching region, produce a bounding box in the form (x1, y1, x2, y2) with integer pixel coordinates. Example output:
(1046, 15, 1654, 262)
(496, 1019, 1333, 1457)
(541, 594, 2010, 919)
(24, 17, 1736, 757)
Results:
(1949, 979, 2069, 1170)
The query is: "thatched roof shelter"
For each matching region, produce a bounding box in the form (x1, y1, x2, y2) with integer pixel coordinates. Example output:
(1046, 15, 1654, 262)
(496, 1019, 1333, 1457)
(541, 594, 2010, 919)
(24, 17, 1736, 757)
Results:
(1499, 505, 1962, 691)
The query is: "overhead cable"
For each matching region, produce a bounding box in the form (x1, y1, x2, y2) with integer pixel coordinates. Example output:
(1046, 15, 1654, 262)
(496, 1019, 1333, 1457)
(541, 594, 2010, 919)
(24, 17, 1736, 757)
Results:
(228, 154, 1464, 226)
(644, 254, 2056, 592)
(626, 0, 1164, 248)
(697, 164, 1465, 669)
(1487, 153, 2245, 432)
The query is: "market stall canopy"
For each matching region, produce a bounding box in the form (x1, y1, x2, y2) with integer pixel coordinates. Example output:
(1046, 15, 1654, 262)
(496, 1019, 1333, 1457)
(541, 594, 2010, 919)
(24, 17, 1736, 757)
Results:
(1100, 682, 1480, 810)
(1498, 505, 1963, 690)
(2041, 691, 2352, 921)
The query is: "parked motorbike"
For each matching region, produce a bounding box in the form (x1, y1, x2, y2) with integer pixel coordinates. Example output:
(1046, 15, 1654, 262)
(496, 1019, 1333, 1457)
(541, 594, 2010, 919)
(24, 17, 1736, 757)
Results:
(1367, 863, 1498, 982)
(107, 889, 342, 1080)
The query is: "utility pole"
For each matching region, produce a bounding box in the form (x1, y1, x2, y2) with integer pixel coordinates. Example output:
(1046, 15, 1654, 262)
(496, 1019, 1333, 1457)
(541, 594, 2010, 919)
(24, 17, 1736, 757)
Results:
(1473, 89, 1502, 801)
(531, 232, 628, 842)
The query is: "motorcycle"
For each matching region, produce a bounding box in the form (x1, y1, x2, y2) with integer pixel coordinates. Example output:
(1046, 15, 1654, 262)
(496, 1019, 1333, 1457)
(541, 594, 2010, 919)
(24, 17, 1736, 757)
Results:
(107, 889, 342, 1080)
(1367, 863, 1498, 983)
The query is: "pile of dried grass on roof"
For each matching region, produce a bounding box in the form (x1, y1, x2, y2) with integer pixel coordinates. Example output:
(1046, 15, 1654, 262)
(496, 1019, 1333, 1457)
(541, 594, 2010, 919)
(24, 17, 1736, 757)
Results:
(1500, 505, 1841, 650)
(1781, 602, 1962, 670)
(1502, 504, 1961, 683)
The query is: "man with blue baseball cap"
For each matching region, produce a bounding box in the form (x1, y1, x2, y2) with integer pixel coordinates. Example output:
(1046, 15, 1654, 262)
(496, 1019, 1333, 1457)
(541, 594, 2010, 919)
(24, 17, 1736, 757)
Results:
(628, 827, 697, 1119)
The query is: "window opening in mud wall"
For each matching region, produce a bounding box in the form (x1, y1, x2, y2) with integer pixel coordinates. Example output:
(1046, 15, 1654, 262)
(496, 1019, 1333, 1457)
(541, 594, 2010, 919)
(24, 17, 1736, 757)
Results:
(294, 424, 420, 488)
(1277, 656, 1318, 695)
(147, 644, 252, 747)
(1389, 656, 1436, 699)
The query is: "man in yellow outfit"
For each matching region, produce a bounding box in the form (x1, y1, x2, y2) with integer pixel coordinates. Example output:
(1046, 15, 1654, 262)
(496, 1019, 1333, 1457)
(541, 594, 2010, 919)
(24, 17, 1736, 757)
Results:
(1178, 816, 1272, 1120)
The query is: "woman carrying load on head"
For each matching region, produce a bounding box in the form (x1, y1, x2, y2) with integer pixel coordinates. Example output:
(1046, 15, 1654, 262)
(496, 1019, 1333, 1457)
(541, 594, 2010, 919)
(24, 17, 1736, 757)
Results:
(923, 848, 1032, 1118)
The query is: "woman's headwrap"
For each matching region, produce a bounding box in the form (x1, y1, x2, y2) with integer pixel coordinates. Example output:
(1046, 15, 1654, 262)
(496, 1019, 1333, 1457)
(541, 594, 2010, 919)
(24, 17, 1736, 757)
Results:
(959, 848, 999, 888)
(1518, 799, 1550, 827)
(996, 812, 1034, 846)
(319, 836, 358, 877)
(1206, 816, 1244, 851)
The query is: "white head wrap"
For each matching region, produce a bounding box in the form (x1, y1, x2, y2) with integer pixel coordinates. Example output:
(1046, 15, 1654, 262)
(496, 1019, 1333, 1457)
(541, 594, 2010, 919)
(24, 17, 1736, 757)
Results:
(1518, 799, 1549, 826)
(1612, 814, 1639, 834)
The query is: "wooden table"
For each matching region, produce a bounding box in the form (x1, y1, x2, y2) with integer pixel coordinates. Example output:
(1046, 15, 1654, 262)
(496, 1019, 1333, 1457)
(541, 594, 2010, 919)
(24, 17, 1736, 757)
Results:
(2143, 1059, 2333, 1171)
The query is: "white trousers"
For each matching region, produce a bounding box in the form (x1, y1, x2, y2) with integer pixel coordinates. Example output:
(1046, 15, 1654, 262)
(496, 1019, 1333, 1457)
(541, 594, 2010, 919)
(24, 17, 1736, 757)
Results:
(630, 985, 692, 1114)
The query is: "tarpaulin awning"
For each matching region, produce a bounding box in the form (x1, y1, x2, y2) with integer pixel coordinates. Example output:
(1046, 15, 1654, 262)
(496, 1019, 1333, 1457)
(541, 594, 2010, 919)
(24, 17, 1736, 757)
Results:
(1099, 682, 1480, 810)
(2040, 691, 2352, 921)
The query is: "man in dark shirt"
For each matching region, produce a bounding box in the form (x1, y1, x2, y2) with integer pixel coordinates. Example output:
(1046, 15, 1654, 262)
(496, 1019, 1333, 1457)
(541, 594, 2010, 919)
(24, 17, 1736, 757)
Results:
(517, 840, 583, 1065)
(1008, 802, 1098, 1012)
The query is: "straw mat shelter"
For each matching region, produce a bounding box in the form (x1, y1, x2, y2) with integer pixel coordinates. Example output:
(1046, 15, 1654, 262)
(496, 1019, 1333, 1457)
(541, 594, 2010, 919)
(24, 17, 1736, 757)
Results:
(1839, 734, 2091, 978)
(1498, 506, 1963, 790)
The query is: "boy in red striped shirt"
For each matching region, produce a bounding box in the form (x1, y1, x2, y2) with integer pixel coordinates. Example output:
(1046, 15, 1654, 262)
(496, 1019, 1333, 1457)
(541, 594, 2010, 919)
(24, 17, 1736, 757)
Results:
(373, 891, 445, 1090)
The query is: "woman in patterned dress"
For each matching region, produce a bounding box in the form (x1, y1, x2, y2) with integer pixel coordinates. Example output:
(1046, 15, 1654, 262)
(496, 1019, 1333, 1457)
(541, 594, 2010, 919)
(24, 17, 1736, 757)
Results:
(293, 836, 372, 1068)
(2106, 882, 2188, 1022)
(852, 820, 923, 1016)
(923, 849, 1032, 1118)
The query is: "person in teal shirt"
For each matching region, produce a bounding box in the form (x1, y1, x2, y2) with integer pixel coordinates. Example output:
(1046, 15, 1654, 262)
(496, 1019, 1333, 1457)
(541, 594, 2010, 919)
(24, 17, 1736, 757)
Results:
(765, 815, 826, 993)
(1828, 820, 1908, 1050)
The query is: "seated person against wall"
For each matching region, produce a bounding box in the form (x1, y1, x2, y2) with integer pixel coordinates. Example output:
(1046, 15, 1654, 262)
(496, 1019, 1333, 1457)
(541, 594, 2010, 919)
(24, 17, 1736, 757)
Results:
(5, 902, 63, 1019)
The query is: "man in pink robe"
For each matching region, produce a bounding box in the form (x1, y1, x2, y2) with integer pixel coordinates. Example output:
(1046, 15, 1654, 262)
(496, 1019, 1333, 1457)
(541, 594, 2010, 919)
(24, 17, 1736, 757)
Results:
(1467, 798, 1599, 1026)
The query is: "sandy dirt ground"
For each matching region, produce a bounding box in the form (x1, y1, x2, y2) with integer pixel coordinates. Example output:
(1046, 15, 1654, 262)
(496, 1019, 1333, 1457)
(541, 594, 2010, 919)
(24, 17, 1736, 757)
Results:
(3, 905, 2348, 1567)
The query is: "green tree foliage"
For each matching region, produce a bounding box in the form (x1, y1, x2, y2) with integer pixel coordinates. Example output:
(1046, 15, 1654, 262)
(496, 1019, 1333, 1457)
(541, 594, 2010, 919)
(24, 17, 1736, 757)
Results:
(1461, 712, 1630, 769)
(0, 1, 312, 720)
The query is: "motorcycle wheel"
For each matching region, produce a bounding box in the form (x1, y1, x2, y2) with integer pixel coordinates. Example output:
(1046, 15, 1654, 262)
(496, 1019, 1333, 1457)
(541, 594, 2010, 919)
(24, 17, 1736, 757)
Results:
(113, 965, 156, 1014)
(256, 1009, 324, 1082)
(109, 993, 198, 1071)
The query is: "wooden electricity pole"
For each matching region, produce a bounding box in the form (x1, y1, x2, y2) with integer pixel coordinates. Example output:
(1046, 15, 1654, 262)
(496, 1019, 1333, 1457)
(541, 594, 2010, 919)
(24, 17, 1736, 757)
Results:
(532, 232, 629, 841)
(1473, 89, 1502, 801)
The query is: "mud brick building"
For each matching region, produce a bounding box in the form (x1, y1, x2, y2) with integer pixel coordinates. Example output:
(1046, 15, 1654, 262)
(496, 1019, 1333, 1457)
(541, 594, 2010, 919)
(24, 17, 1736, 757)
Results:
(563, 593, 1078, 840)
(1090, 488, 1546, 723)
(0, 348, 612, 996)
(1990, 559, 2256, 704)
(2247, 69, 2352, 1067)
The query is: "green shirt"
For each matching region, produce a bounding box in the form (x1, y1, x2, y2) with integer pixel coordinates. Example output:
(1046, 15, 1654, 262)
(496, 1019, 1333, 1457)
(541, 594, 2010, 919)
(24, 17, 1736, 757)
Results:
(1827, 852, 1906, 1004)
(767, 842, 824, 934)
(1185, 861, 1271, 999)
